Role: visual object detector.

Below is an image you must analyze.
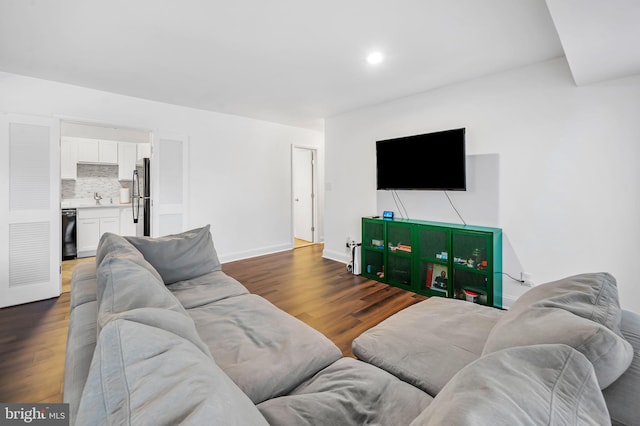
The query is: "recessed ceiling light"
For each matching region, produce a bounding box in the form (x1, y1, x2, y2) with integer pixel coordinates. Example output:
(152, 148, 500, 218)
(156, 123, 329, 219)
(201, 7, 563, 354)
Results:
(367, 51, 383, 65)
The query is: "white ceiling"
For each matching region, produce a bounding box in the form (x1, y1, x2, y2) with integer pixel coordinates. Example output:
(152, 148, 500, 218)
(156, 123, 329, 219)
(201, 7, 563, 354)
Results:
(546, 0, 640, 86)
(0, 1, 638, 130)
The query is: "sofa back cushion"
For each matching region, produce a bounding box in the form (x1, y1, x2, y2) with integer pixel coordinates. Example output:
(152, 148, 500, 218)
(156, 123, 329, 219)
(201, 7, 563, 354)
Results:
(95, 232, 163, 283)
(97, 254, 186, 320)
(125, 225, 221, 285)
(483, 273, 633, 389)
(76, 318, 268, 426)
(96, 254, 210, 356)
(410, 344, 611, 426)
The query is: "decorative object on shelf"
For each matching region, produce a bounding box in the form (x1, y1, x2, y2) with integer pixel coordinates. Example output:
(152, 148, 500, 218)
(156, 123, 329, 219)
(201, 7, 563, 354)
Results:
(463, 289, 479, 303)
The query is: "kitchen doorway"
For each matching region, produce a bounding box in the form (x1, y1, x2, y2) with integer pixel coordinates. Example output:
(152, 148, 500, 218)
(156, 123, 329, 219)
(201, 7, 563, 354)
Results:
(60, 121, 152, 263)
(292, 146, 317, 248)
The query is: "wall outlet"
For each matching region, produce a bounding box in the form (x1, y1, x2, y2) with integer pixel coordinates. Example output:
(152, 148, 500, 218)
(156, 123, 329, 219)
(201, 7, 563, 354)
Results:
(521, 272, 534, 287)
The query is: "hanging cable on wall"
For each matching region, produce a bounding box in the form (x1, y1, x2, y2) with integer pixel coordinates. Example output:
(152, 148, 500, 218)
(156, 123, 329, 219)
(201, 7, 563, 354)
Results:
(391, 191, 403, 219)
(392, 190, 409, 218)
(444, 191, 466, 225)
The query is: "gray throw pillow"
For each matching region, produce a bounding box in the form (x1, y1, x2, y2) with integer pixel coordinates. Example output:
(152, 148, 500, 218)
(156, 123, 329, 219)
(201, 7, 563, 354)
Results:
(410, 345, 611, 426)
(483, 273, 633, 389)
(125, 225, 221, 284)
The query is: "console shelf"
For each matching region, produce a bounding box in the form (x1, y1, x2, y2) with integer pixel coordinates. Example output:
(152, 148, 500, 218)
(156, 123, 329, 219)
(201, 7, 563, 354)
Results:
(361, 217, 503, 308)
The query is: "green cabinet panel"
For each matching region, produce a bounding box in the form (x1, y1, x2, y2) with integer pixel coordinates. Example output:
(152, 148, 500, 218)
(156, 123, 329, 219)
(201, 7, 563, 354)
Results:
(361, 217, 503, 308)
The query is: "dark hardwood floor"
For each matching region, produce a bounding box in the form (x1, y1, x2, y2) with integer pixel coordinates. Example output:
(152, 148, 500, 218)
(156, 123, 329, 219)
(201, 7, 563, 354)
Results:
(0, 244, 426, 403)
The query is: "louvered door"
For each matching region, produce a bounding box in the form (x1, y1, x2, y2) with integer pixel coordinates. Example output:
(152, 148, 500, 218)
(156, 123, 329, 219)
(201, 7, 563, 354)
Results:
(151, 133, 189, 236)
(0, 114, 60, 307)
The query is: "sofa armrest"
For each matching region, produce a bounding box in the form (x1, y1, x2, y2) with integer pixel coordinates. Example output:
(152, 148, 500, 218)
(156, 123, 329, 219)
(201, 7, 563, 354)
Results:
(63, 301, 97, 426)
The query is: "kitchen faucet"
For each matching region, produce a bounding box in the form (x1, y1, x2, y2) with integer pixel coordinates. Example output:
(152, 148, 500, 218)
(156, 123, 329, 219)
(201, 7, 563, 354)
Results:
(94, 192, 102, 204)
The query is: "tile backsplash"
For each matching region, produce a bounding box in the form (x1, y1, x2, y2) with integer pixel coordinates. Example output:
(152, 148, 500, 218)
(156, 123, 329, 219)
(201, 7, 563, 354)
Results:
(62, 164, 132, 200)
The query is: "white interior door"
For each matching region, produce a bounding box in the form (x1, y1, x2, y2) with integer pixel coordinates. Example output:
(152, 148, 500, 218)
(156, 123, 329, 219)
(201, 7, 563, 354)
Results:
(0, 114, 61, 308)
(293, 147, 315, 242)
(151, 133, 189, 237)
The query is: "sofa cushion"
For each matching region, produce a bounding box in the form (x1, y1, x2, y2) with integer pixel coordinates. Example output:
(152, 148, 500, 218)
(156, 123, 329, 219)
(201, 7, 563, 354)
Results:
(410, 345, 611, 426)
(76, 318, 268, 426)
(69, 262, 98, 310)
(352, 297, 504, 396)
(64, 301, 97, 426)
(257, 357, 433, 426)
(188, 294, 342, 404)
(96, 254, 188, 327)
(166, 270, 249, 308)
(95, 232, 163, 283)
(125, 225, 221, 284)
(96, 255, 211, 356)
(603, 309, 640, 426)
(483, 273, 633, 389)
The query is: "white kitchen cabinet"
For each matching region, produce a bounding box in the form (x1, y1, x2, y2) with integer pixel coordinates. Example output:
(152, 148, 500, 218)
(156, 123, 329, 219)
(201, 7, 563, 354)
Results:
(118, 142, 138, 180)
(76, 138, 118, 164)
(101, 216, 120, 234)
(77, 139, 100, 163)
(77, 217, 100, 257)
(119, 206, 136, 236)
(77, 208, 121, 257)
(99, 141, 119, 164)
(61, 137, 78, 180)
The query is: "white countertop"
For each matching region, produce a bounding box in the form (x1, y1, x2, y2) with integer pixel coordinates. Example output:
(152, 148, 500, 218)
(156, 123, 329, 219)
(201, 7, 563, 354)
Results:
(61, 198, 132, 209)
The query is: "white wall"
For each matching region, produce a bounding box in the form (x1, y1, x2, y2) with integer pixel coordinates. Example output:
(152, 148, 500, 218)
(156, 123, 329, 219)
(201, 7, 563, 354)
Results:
(324, 58, 640, 312)
(0, 72, 324, 262)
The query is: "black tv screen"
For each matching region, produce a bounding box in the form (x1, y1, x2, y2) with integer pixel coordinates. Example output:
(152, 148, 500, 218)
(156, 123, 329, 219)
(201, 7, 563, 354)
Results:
(376, 128, 466, 191)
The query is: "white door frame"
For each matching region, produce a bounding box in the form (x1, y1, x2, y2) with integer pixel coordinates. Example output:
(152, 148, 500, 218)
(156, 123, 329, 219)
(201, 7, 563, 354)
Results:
(291, 145, 318, 245)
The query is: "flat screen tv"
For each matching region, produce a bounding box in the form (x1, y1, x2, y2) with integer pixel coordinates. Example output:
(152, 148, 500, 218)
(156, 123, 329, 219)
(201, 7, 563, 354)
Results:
(376, 128, 466, 191)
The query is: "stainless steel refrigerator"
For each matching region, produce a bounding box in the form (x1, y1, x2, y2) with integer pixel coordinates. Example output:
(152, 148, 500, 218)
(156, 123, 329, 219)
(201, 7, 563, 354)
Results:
(131, 157, 151, 236)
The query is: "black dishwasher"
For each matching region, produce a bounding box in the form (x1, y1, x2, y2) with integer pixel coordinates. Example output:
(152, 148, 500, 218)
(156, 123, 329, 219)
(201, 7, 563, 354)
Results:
(62, 209, 77, 260)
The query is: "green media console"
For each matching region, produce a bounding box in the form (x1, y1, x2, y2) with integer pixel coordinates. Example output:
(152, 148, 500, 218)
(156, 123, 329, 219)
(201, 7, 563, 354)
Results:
(361, 217, 503, 308)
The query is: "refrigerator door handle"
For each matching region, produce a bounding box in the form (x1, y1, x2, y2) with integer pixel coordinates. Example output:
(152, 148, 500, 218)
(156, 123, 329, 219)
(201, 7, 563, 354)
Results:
(132, 170, 140, 224)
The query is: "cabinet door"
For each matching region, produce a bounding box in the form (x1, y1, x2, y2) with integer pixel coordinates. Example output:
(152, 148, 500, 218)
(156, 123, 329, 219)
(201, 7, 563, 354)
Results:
(77, 139, 100, 162)
(77, 217, 100, 256)
(416, 226, 451, 297)
(386, 222, 413, 288)
(100, 217, 120, 235)
(118, 142, 137, 180)
(119, 207, 136, 236)
(99, 141, 118, 164)
(451, 231, 492, 305)
(361, 218, 386, 281)
(61, 137, 78, 180)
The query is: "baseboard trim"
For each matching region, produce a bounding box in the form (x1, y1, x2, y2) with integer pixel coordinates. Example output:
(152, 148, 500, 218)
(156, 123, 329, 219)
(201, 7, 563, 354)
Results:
(501, 295, 518, 309)
(219, 243, 292, 264)
(322, 248, 349, 264)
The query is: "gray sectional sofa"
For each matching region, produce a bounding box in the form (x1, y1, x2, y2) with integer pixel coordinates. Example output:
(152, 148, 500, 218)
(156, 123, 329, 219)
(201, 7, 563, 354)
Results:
(354, 273, 640, 426)
(64, 225, 640, 425)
